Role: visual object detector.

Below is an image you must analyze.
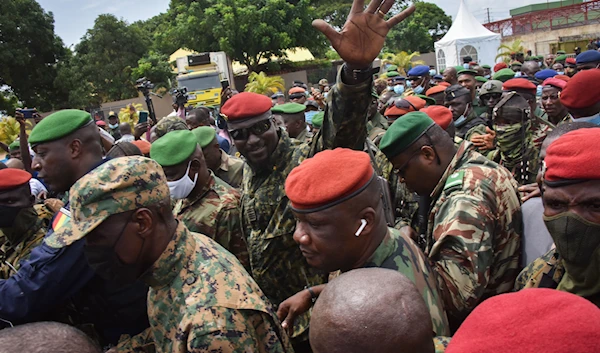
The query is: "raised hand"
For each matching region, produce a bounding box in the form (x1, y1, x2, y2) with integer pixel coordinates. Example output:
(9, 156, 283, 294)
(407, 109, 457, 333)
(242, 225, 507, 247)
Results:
(313, 0, 415, 68)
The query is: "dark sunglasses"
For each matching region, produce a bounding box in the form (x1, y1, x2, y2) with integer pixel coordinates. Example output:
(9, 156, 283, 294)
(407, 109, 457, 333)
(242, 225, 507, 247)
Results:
(229, 119, 272, 140)
(395, 99, 417, 111)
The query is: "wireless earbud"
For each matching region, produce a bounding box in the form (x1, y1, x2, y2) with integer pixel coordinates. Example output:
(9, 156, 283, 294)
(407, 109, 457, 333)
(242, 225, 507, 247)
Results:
(355, 219, 367, 237)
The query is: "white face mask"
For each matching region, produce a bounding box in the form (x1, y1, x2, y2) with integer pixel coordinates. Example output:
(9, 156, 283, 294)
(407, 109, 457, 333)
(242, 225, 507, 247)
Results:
(167, 161, 198, 200)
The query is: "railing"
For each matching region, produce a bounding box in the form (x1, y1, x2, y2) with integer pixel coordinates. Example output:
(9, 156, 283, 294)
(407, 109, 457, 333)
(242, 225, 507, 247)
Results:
(484, 0, 600, 37)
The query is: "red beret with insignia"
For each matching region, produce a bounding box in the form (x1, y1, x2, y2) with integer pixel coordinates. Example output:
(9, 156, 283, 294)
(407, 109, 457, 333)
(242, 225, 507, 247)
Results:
(0, 168, 32, 191)
(446, 289, 600, 353)
(385, 96, 426, 117)
(221, 92, 272, 122)
(285, 148, 374, 212)
(544, 128, 600, 184)
(426, 85, 446, 96)
(493, 62, 508, 72)
(560, 69, 600, 110)
(503, 78, 536, 93)
(421, 106, 453, 130)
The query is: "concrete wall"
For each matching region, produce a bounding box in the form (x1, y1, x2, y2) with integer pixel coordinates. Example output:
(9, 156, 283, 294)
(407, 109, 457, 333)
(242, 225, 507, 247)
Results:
(413, 52, 438, 69)
(99, 93, 176, 120)
(504, 23, 600, 56)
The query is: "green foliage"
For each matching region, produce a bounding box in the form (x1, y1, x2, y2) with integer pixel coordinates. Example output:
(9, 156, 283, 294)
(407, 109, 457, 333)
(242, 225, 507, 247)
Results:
(496, 40, 526, 63)
(0, 118, 20, 145)
(245, 72, 285, 95)
(0, 0, 67, 111)
(131, 13, 179, 57)
(381, 51, 426, 75)
(0, 90, 19, 116)
(131, 51, 175, 91)
(325, 49, 341, 60)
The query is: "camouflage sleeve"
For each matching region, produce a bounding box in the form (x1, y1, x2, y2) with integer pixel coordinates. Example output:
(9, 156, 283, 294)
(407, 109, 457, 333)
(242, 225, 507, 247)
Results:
(215, 205, 250, 272)
(464, 123, 487, 141)
(115, 327, 155, 352)
(434, 336, 451, 353)
(514, 249, 558, 291)
(311, 66, 372, 154)
(430, 191, 496, 317)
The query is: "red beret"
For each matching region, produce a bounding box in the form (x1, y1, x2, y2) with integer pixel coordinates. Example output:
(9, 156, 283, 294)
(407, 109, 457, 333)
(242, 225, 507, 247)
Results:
(285, 148, 374, 212)
(426, 85, 446, 96)
(289, 87, 306, 95)
(96, 120, 106, 127)
(493, 62, 508, 72)
(542, 78, 567, 90)
(503, 78, 536, 93)
(438, 81, 451, 87)
(221, 92, 272, 122)
(446, 289, 600, 353)
(0, 168, 32, 190)
(131, 140, 151, 155)
(421, 106, 453, 130)
(385, 96, 426, 117)
(566, 57, 577, 65)
(554, 74, 570, 82)
(544, 129, 600, 184)
(560, 69, 600, 109)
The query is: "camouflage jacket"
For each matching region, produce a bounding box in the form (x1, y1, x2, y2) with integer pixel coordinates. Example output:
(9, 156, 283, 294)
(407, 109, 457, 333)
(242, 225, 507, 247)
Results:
(241, 69, 373, 339)
(435, 336, 451, 353)
(294, 128, 313, 144)
(363, 228, 450, 336)
(173, 173, 249, 271)
(515, 248, 563, 291)
(367, 112, 388, 146)
(455, 110, 488, 150)
(215, 150, 244, 189)
(531, 107, 553, 150)
(0, 204, 53, 279)
(472, 97, 488, 117)
(489, 129, 540, 185)
(120, 222, 293, 353)
(426, 141, 522, 325)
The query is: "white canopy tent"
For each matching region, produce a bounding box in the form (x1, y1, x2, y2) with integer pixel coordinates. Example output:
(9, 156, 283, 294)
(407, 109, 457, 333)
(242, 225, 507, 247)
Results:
(434, 0, 501, 72)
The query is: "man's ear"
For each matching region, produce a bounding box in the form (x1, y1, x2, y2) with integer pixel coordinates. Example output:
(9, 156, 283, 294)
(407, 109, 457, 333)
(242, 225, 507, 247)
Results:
(132, 208, 154, 239)
(421, 146, 437, 164)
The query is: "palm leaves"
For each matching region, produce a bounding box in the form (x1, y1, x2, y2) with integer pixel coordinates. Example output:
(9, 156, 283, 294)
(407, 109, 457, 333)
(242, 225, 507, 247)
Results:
(495, 40, 525, 63)
(118, 103, 144, 127)
(245, 72, 285, 96)
(381, 51, 426, 75)
(0, 117, 20, 145)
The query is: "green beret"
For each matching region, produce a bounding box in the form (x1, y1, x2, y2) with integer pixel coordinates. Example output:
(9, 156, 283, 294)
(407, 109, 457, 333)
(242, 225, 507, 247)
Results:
(386, 71, 400, 78)
(192, 126, 217, 149)
(481, 65, 491, 69)
(492, 68, 515, 82)
(8, 140, 20, 151)
(150, 130, 198, 167)
(555, 54, 567, 62)
(416, 94, 436, 106)
(271, 102, 306, 115)
(511, 62, 522, 67)
(556, 50, 566, 55)
(312, 112, 324, 129)
(475, 76, 489, 83)
(387, 65, 398, 72)
(380, 112, 435, 159)
(457, 69, 478, 76)
(29, 109, 92, 146)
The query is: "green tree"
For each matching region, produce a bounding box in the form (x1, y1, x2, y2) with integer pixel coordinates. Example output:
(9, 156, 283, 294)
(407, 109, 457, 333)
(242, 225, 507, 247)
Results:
(0, 0, 66, 111)
(170, 0, 322, 73)
(131, 51, 175, 91)
(496, 40, 525, 63)
(131, 13, 179, 57)
(245, 72, 285, 95)
(381, 51, 426, 75)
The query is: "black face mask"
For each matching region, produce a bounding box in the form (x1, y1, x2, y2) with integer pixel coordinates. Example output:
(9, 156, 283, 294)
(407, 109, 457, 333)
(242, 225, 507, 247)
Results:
(84, 221, 143, 286)
(0, 205, 25, 228)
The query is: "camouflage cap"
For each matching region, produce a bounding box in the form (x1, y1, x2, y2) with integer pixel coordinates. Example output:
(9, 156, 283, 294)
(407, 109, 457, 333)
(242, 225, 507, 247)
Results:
(154, 116, 188, 140)
(479, 80, 504, 97)
(45, 156, 170, 248)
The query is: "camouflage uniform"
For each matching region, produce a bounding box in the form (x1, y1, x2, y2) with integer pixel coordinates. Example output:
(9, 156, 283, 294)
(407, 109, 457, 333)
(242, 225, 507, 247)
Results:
(435, 336, 451, 353)
(367, 112, 388, 147)
(455, 110, 487, 146)
(294, 128, 313, 144)
(215, 150, 244, 189)
(362, 228, 450, 336)
(425, 141, 522, 326)
(0, 204, 53, 279)
(241, 70, 373, 339)
(173, 172, 249, 270)
(472, 96, 488, 117)
(530, 107, 553, 150)
(515, 249, 563, 291)
(489, 124, 540, 185)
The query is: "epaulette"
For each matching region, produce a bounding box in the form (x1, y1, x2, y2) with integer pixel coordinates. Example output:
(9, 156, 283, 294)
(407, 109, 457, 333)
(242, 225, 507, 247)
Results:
(444, 170, 464, 191)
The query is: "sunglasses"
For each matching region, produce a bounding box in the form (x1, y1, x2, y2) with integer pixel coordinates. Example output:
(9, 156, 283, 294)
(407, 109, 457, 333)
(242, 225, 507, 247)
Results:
(229, 119, 272, 140)
(395, 99, 418, 111)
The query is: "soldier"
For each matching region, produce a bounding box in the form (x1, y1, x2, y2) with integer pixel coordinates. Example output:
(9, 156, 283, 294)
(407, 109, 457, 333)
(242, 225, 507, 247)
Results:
(575, 50, 600, 71)
(515, 128, 600, 308)
(443, 85, 488, 146)
(540, 78, 573, 125)
(426, 85, 446, 106)
(0, 168, 53, 279)
(456, 69, 487, 116)
(220, 0, 417, 347)
(445, 289, 600, 353)
(131, 139, 151, 158)
(481, 64, 492, 78)
(384, 96, 426, 124)
(192, 126, 244, 188)
(52, 156, 293, 353)
(442, 67, 458, 86)
(564, 57, 577, 77)
(478, 80, 504, 120)
(380, 112, 521, 329)
(0, 110, 149, 344)
(186, 107, 232, 153)
(310, 268, 447, 353)
(492, 68, 515, 82)
(421, 106, 455, 139)
(0, 322, 102, 353)
(277, 148, 449, 337)
(288, 87, 307, 104)
(272, 103, 312, 142)
(560, 68, 600, 123)
(150, 130, 249, 269)
(367, 90, 388, 146)
(406, 65, 432, 95)
(149, 115, 188, 142)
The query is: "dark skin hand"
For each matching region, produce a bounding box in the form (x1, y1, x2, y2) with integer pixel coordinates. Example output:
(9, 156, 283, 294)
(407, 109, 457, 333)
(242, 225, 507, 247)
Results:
(14, 111, 33, 174)
(519, 183, 541, 202)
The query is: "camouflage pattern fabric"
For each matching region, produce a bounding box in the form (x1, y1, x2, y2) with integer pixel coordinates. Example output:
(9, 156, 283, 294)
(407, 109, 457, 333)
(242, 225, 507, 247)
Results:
(173, 173, 249, 271)
(530, 108, 553, 150)
(425, 141, 522, 326)
(515, 248, 563, 291)
(491, 121, 540, 185)
(434, 336, 451, 353)
(119, 222, 294, 353)
(455, 110, 488, 153)
(294, 128, 313, 144)
(367, 112, 388, 147)
(241, 69, 373, 339)
(472, 96, 488, 117)
(216, 150, 244, 189)
(153, 116, 188, 140)
(362, 228, 450, 336)
(0, 204, 53, 278)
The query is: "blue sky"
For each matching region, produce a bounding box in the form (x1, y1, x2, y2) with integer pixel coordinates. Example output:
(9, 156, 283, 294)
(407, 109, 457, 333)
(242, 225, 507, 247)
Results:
(38, 0, 543, 48)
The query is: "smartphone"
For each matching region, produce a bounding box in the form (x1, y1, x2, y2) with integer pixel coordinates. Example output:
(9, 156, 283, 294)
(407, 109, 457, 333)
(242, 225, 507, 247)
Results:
(138, 111, 149, 124)
(17, 108, 36, 118)
(221, 80, 230, 90)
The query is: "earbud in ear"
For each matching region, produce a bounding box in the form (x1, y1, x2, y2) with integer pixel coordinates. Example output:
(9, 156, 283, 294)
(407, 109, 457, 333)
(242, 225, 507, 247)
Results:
(355, 219, 367, 237)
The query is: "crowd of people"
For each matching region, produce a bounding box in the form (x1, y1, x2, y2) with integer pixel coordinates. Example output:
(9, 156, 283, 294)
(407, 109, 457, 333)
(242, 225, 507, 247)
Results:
(1, 0, 600, 352)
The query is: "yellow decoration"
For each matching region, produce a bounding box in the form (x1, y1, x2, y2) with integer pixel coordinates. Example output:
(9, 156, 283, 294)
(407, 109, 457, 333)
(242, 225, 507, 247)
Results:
(118, 103, 143, 127)
(0, 118, 21, 145)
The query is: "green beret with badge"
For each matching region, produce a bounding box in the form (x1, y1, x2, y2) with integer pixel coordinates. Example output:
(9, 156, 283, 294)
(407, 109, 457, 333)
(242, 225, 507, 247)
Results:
(192, 126, 217, 149)
(379, 112, 435, 159)
(150, 130, 198, 167)
(492, 68, 515, 82)
(29, 109, 92, 146)
(475, 76, 488, 83)
(271, 103, 306, 115)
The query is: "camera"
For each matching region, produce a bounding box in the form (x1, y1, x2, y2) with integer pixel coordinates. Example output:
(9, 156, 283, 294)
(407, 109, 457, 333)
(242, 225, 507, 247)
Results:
(136, 77, 155, 95)
(172, 87, 188, 107)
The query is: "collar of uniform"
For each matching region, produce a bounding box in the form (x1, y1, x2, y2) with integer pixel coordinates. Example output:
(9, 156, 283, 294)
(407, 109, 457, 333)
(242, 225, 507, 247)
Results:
(247, 130, 294, 176)
(174, 172, 216, 212)
(362, 229, 395, 268)
(430, 141, 474, 200)
(143, 221, 190, 288)
(219, 150, 230, 173)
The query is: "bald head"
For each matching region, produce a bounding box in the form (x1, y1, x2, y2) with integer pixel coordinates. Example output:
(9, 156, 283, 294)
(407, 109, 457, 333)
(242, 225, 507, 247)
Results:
(310, 268, 435, 353)
(443, 67, 458, 85)
(119, 122, 132, 136)
(521, 61, 540, 77)
(0, 321, 101, 353)
(5, 158, 25, 170)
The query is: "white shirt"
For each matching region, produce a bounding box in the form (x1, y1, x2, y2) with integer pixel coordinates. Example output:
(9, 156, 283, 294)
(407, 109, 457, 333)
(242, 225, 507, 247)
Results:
(115, 134, 135, 144)
(29, 178, 48, 198)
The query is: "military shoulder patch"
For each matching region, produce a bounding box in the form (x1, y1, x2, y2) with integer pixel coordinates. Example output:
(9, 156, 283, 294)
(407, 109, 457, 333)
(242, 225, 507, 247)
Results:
(444, 170, 464, 191)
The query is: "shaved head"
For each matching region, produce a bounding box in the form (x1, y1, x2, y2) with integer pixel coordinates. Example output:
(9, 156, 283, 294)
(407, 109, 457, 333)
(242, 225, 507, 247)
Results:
(310, 268, 435, 353)
(521, 61, 540, 77)
(5, 158, 25, 170)
(0, 321, 101, 353)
